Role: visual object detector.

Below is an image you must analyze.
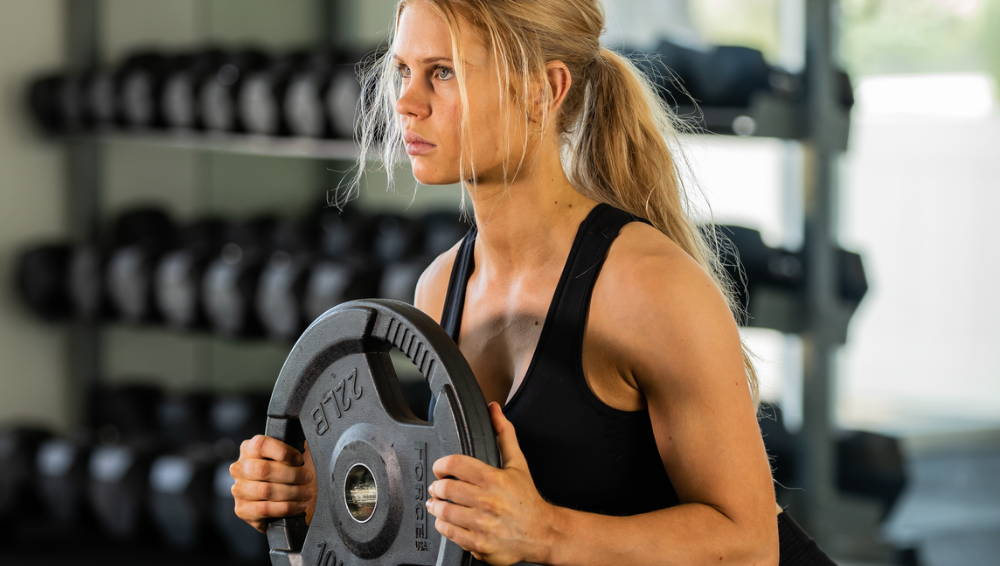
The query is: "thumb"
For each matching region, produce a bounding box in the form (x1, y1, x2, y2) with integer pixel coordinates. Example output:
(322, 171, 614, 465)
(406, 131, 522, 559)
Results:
(488, 402, 526, 469)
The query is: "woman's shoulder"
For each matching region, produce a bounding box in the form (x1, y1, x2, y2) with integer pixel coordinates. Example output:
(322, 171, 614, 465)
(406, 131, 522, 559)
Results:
(603, 220, 702, 287)
(601, 220, 731, 317)
(593, 220, 739, 376)
(413, 240, 463, 324)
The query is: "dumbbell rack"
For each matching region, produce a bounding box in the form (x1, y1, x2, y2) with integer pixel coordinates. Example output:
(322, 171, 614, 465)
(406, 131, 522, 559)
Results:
(56, 0, 854, 555)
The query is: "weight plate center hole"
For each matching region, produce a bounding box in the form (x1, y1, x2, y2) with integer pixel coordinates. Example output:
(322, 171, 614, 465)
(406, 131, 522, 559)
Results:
(343, 463, 378, 523)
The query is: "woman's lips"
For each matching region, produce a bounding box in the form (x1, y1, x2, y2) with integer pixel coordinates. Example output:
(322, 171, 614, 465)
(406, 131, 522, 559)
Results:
(406, 141, 436, 155)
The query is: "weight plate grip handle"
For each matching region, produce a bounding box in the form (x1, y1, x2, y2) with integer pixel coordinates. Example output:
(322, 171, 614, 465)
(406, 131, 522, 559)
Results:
(263, 416, 307, 566)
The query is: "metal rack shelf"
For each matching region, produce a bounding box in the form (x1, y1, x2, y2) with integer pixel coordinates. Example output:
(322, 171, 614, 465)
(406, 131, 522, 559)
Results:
(91, 89, 845, 160)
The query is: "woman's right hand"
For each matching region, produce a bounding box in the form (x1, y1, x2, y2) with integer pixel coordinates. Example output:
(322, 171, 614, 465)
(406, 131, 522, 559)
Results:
(230, 435, 317, 533)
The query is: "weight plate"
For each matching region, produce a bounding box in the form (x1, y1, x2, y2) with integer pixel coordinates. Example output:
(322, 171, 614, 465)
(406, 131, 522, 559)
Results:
(265, 299, 499, 566)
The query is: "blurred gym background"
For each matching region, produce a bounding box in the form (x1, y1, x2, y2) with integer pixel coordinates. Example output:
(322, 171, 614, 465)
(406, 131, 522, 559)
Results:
(1, 1, 997, 564)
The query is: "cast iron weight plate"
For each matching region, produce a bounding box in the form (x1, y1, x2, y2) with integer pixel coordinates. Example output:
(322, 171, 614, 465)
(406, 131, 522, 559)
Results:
(265, 298, 536, 566)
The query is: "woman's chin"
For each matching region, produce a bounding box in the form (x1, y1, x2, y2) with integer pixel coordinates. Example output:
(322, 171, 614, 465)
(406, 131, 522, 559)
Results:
(411, 164, 459, 186)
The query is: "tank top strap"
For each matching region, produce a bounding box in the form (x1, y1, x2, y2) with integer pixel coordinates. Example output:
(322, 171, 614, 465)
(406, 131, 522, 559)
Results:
(440, 223, 477, 342)
(539, 203, 649, 368)
(439, 203, 649, 346)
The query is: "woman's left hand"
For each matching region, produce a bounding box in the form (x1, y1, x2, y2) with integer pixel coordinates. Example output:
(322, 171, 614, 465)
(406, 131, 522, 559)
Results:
(427, 401, 557, 566)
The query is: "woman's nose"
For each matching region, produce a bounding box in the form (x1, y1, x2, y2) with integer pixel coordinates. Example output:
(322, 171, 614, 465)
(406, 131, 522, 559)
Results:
(396, 81, 430, 119)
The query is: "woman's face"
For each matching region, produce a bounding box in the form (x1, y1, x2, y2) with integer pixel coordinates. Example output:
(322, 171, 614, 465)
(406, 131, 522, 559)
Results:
(393, 0, 533, 186)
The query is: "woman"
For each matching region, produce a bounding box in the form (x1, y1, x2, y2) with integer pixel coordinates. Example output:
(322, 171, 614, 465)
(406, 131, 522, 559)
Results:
(230, 1, 834, 564)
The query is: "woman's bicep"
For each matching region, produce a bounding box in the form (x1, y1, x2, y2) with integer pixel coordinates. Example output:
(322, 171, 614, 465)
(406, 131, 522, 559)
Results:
(621, 256, 775, 527)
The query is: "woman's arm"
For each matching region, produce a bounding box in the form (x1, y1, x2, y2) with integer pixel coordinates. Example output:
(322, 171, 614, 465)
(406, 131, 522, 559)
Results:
(543, 245, 779, 565)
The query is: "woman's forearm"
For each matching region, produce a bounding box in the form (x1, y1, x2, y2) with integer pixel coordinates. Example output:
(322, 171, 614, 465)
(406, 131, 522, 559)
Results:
(542, 502, 777, 566)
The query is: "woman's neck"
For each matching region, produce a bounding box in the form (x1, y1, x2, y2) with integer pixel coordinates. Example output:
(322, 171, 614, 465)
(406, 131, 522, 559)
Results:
(465, 140, 598, 280)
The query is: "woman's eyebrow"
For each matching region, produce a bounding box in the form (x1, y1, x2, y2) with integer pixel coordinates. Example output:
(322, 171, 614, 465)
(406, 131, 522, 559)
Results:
(392, 54, 455, 65)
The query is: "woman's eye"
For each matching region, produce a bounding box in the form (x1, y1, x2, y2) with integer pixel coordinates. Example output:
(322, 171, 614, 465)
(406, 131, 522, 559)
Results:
(397, 65, 411, 79)
(435, 66, 454, 81)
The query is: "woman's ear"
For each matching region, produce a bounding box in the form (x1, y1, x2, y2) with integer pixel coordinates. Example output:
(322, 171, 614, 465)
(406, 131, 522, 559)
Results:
(545, 60, 573, 112)
(526, 61, 572, 125)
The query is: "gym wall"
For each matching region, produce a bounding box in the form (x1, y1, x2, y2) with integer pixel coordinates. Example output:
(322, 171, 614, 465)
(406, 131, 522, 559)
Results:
(0, 0, 71, 431)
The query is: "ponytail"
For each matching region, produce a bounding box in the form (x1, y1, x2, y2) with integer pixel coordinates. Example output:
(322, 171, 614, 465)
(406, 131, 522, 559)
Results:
(568, 47, 761, 409)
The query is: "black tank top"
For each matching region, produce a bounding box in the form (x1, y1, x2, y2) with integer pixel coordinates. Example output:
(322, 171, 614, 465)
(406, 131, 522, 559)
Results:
(439, 203, 681, 516)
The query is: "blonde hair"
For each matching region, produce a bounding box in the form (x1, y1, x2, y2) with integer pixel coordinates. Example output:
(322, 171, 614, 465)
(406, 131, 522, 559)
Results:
(344, 0, 761, 410)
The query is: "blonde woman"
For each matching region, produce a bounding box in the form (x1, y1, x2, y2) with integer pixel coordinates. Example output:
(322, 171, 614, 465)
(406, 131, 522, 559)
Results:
(230, 1, 836, 564)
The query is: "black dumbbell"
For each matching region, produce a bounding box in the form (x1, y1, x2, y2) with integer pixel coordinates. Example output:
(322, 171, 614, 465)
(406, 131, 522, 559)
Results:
(304, 254, 383, 322)
(628, 40, 781, 109)
(258, 207, 388, 340)
(90, 51, 173, 129)
(208, 391, 271, 562)
(715, 224, 869, 308)
(0, 425, 53, 525)
(284, 48, 344, 139)
(120, 51, 198, 130)
(323, 47, 369, 140)
(14, 243, 74, 321)
(301, 211, 383, 323)
(84, 66, 119, 129)
(86, 383, 165, 540)
(36, 383, 162, 541)
(837, 430, 907, 520)
(378, 210, 468, 303)
(156, 390, 215, 449)
(255, 216, 323, 341)
(25, 72, 91, 135)
(45, 51, 172, 131)
(106, 208, 178, 323)
(690, 45, 772, 108)
(710, 224, 804, 319)
(161, 47, 229, 130)
(377, 212, 470, 304)
(199, 47, 273, 133)
(836, 248, 868, 305)
(213, 460, 269, 562)
(203, 215, 280, 338)
(70, 207, 176, 322)
(25, 73, 69, 135)
(89, 438, 162, 541)
(622, 39, 702, 104)
(36, 432, 99, 533)
(210, 391, 270, 448)
(422, 209, 470, 257)
(239, 49, 312, 137)
(155, 217, 228, 330)
(147, 390, 227, 551)
(151, 443, 237, 552)
(372, 213, 426, 265)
